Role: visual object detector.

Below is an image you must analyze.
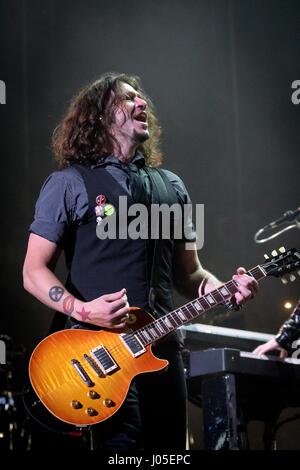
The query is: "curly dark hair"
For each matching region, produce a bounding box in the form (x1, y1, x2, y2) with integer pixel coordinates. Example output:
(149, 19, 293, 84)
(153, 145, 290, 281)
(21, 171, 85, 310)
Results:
(52, 72, 163, 168)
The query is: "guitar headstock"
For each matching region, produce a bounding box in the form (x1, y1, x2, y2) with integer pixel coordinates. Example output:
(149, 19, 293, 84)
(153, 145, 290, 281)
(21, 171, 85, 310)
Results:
(261, 247, 300, 281)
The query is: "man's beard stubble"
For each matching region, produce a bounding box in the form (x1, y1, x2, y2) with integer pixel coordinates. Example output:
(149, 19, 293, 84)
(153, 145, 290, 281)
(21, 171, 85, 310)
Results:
(133, 129, 150, 144)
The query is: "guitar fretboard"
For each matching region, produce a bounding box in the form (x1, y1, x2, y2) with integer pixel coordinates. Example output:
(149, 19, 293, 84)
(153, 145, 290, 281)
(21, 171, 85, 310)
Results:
(132, 265, 266, 347)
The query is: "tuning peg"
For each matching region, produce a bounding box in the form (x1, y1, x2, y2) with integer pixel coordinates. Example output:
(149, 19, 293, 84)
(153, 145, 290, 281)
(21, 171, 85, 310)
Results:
(281, 277, 289, 285)
(289, 274, 296, 282)
(271, 250, 278, 257)
(264, 254, 269, 260)
(279, 247, 286, 253)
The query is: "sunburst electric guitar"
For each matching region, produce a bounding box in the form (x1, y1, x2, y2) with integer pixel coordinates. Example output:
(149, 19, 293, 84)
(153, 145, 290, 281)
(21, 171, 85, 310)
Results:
(28, 248, 300, 428)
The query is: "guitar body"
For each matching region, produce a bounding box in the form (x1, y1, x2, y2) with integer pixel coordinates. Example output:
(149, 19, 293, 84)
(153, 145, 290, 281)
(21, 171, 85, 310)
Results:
(29, 308, 168, 427)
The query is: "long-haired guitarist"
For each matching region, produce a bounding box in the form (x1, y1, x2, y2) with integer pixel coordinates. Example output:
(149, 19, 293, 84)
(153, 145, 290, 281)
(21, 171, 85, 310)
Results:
(23, 72, 258, 450)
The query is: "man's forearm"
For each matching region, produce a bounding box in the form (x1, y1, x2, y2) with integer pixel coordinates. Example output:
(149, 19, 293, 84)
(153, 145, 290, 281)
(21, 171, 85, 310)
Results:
(174, 267, 222, 299)
(23, 266, 85, 320)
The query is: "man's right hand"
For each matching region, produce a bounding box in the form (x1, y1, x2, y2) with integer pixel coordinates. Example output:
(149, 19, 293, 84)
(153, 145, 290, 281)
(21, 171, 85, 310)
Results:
(78, 288, 130, 329)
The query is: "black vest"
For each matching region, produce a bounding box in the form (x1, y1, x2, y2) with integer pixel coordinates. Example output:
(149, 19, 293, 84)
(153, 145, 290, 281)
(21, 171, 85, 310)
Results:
(64, 164, 181, 326)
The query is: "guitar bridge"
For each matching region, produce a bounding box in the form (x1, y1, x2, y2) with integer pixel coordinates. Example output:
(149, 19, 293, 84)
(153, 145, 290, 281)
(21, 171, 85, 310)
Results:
(83, 354, 105, 377)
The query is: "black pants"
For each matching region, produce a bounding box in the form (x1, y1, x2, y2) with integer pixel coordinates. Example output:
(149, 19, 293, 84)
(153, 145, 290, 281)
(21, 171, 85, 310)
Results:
(92, 340, 187, 451)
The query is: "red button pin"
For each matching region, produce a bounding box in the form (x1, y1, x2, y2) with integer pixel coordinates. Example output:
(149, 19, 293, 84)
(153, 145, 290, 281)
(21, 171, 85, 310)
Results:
(96, 194, 107, 206)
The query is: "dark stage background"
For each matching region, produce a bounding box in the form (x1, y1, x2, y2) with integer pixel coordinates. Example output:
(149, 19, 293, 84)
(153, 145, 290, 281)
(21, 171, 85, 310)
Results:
(0, 0, 299, 450)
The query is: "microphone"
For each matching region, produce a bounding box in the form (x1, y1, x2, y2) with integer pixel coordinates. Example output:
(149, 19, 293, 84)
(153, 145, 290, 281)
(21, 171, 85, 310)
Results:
(267, 207, 300, 228)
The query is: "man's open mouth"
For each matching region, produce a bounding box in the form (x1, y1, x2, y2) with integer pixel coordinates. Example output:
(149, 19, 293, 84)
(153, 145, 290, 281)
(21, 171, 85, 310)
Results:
(134, 112, 147, 123)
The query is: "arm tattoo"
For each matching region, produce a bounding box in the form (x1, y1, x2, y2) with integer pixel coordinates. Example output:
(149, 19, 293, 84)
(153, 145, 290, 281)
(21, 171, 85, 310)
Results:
(49, 286, 64, 302)
(76, 306, 91, 321)
(63, 295, 75, 315)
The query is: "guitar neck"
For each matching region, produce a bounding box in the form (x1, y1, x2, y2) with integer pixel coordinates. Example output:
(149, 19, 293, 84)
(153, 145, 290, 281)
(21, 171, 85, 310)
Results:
(134, 265, 266, 347)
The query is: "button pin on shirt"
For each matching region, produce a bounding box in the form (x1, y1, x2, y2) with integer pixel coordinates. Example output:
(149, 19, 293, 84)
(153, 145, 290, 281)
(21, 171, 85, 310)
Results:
(94, 198, 116, 226)
(96, 194, 107, 206)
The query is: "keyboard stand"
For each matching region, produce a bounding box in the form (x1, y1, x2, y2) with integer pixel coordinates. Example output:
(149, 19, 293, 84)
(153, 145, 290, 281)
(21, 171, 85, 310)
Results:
(202, 373, 239, 450)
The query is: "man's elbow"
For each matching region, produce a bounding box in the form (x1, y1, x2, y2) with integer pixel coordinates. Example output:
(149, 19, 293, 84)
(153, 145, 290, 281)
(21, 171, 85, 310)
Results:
(22, 263, 33, 293)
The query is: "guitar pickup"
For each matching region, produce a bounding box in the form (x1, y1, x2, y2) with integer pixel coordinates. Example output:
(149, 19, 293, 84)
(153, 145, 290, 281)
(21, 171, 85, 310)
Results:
(90, 345, 118, 375)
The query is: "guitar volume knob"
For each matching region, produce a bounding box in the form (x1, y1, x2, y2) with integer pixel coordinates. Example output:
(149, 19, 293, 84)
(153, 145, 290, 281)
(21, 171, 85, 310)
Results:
(87, 390, 100, 399)
(71, 400, 83, 409)
(103, 398, 115, 408)
(86, 407, 98, 416)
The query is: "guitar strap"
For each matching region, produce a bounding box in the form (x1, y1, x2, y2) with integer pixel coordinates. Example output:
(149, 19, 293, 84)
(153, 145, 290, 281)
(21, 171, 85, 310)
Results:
(143, 167, 181, 314)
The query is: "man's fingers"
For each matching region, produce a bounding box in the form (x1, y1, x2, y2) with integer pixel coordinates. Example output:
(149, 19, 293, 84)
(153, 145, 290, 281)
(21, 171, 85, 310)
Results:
(234, 292, 245, 305)
(253, 339, 283, 357)
(280, 349, 288, 359)
(237, 267, 247, 275)
(234, 267, 259, 293)
(233, 274, 258, 294)
(102, 288, 127, 302)
(110, 296, 129, 312)
(110, 321, 128, 330)
(233, 273, 256, 288)
(233, 284, 255, 305)
(253, 345, 269, 356)
(253, 346, 262, 355)
(111, 306, 130, 323)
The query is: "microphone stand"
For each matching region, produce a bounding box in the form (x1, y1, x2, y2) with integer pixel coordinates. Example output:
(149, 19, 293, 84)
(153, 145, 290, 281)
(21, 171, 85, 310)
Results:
(254, 218, 300, 244)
